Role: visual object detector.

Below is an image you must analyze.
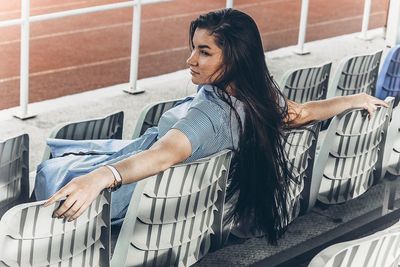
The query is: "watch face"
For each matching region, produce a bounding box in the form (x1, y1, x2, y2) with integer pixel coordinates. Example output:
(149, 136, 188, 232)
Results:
(107, 180, 122, 192)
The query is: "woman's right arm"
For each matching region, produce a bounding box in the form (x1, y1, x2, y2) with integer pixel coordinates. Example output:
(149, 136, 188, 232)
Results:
(285, 93, 388, 126)
(44, 129, 193, 221)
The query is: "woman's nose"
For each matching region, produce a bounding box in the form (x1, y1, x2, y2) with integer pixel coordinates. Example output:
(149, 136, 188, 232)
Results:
(186, 50, 197, 66)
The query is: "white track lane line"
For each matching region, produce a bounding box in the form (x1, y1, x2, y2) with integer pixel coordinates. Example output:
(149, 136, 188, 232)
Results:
(0, 7, 384, 47)
(0, 1, 386, 84)
(0, 0, 118, 16)
(0, 0, 293, 36)
(0, 45, 189, 84)
(0, 0, 380, 45)
(0, 56, 130, 84)
(260, 12, 385, 36)
(0, 22, 132, 46)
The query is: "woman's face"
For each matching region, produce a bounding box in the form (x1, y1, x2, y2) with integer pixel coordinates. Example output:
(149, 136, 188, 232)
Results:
(187, 28, 224, 85)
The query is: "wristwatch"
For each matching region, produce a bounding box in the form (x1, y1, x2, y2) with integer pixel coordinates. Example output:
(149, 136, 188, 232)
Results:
(104, 165, 123, 192)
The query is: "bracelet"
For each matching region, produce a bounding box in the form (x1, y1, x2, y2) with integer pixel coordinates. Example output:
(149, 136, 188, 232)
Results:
(104, 165, 123, 192)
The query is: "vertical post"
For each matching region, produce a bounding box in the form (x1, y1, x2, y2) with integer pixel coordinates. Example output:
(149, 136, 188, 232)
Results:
(294, 0, 310, 55)
(360, 0, 372, 39)
(226, 0, 234, 8)
(14, 0, 35, 119)
(382, 178, 398, 215)
(386, 0, 400, 47)
(124, 0, 144, 94)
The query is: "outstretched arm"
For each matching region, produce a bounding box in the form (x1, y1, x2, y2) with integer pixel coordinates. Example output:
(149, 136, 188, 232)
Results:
(44, 129, 192, 221)
(285, 93, 389, 126)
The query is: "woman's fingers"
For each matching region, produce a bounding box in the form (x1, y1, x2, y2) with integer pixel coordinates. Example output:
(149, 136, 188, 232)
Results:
(62, 196, 86, 219)
(52, 192, 79, 218)
(375, 98, 389, 108)
(68, 201, 91, 221)
(42, 170, 108, 222)
(355, 93, 389, 117)
(367, 94, 389, 108)
(43, 184, 74, 207)
(366, 103, 377, 118)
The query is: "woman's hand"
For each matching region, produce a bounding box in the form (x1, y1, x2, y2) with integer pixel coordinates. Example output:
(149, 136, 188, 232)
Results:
(43, 129, 192, 222)
(43, 167, 114, 222)
(348, 92, 389, 117)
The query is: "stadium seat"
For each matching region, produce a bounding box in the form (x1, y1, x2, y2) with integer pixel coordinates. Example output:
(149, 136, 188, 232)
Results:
(312, 97, 394, 205)
(0, 134, 29, 218)
(308, 220, 400, 267)
(0, 190, 111, 267)
(326, 51, 382, 98)
(280, 62, 332, 103)
(30, 111, 124, 197)
(111, 150, 232, 267)
(231, 121, 321, 238)
(42, 111, 124, 161)
(376, 45, 400, 105)
(132, 98, 184, 139)
(383, 101, 400, 178)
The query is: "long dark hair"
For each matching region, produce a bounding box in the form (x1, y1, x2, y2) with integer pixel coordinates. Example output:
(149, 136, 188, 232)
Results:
(189, 9, 294, 244)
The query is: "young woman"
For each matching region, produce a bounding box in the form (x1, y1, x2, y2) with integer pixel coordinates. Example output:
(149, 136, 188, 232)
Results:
(43, 8, 387, 244)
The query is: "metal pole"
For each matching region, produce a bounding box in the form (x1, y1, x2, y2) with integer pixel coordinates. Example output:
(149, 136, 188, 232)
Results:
(124, 0, 144, 94)
(14, 0, 35, 119)
(226, 0, 234, 8)
(0, 0, 169, 28)
(360, 0, 372, 39)
(385, 0, 400, 47)
(294, 0, 310, 55)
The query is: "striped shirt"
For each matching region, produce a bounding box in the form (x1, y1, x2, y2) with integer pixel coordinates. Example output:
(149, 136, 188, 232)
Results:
(158, 84, 245, 162)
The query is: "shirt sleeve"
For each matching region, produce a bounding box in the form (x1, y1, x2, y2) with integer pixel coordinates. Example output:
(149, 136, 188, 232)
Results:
(172, 100, 223, 154)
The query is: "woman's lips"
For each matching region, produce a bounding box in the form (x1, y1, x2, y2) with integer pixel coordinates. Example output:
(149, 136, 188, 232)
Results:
(190, 69, 200, 75)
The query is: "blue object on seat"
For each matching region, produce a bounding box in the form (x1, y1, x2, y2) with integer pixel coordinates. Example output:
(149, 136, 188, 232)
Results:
(376, 45, 400, 104)
(42, 111, 124, 161)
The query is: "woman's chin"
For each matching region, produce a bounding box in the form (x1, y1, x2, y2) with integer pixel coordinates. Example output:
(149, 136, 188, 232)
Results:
(191, 77, 200, 85)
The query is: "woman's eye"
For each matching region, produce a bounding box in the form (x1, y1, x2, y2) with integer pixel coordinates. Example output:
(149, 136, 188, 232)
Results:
(200, 50, 210, 56)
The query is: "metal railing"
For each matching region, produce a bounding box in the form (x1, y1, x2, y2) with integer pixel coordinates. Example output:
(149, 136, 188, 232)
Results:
(0, 0, 385, 119)
(0, 0, 167, 119)
(295, 0, 375, 54)
(386, 0, 400, 47)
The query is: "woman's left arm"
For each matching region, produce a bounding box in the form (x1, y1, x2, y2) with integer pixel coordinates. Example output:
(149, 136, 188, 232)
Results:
(286, 92, 389, 126)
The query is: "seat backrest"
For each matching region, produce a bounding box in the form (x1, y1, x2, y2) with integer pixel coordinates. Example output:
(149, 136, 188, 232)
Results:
(280, 62, 332, 103)
(376, 45, 400, 105)
(0, 190, 111, 267)
(312, 97, 394, 205)
(132, 98, 184, 139)
(111, 150, 232, 267)
(384, 102, 400, 177)
(230, 122, 320, 238)
(285, 122, 321, 215)
(308, 220, 400, 267)
(0, 134, 29, 218)
(43, 111, 124, 161)
(327, 51, 383, 98)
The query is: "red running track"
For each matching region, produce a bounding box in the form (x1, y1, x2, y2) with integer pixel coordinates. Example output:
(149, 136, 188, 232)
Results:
(0, 0, 389, 110)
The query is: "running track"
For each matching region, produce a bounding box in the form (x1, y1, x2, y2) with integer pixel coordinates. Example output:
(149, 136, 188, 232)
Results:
(0, 0, 389, 110)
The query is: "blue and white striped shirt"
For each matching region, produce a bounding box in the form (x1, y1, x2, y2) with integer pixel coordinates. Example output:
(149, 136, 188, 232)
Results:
(158, 84, 245, 162)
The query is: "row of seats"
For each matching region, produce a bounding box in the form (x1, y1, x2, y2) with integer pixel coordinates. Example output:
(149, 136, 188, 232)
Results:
(280, 45, 400, 104)
(2, 100, 398, 266)
(0, 45, 399, 266)
(0, 110, 232, 267)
